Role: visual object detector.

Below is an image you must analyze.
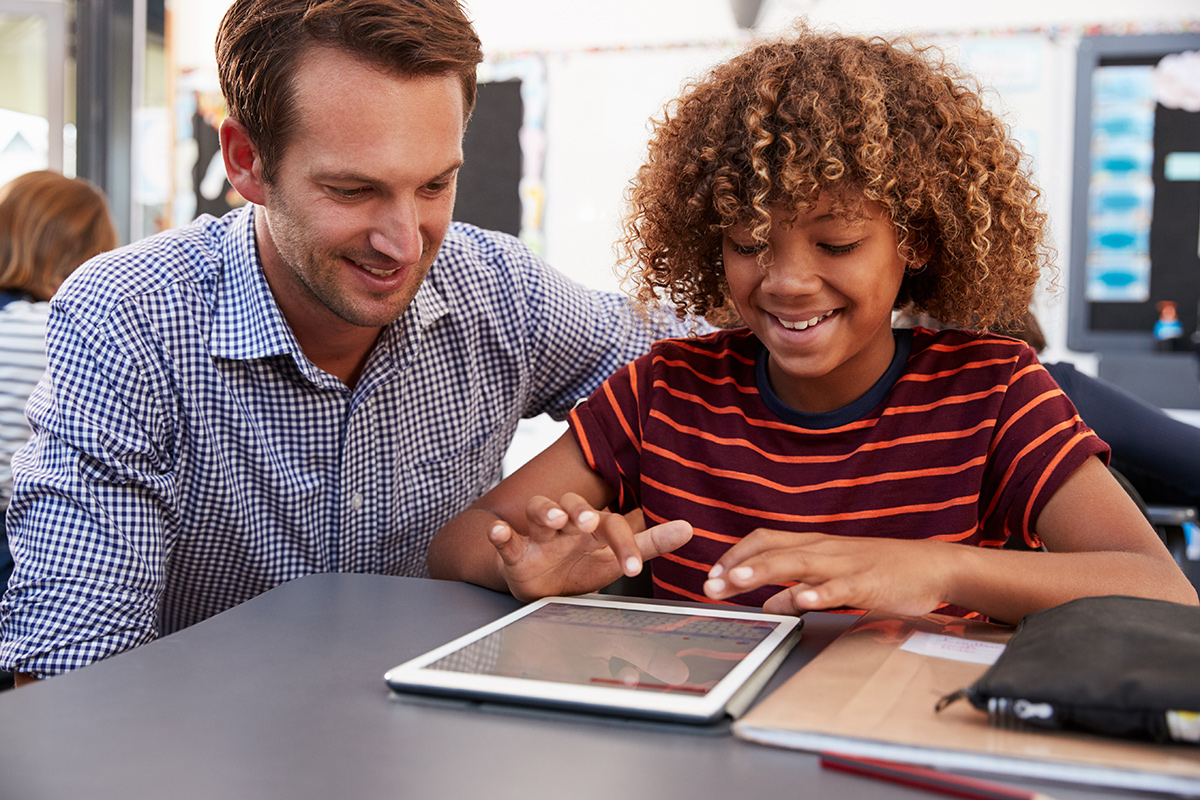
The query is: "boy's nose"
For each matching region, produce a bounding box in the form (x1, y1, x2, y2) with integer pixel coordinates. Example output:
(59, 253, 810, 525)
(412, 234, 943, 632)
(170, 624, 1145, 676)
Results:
(761, 255, 821, 297)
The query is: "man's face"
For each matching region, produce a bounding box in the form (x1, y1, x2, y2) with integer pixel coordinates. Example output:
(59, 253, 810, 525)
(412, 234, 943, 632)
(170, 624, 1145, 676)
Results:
(255, 46, 465, 337)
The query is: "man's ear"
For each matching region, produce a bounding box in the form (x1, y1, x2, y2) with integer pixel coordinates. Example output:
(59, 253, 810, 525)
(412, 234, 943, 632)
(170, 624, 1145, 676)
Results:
(220, 118, 267, 205)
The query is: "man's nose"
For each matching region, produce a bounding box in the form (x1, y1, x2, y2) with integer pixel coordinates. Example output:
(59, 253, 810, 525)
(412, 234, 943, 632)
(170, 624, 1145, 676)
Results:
(368, 195, 423, 265)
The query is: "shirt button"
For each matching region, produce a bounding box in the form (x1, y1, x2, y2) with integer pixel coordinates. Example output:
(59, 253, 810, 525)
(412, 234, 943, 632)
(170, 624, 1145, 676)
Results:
(350, 492, 364, 511)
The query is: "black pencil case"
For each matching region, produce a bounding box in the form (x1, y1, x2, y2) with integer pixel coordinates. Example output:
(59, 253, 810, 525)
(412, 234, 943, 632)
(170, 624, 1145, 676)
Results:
(938, 595, 1200, 744)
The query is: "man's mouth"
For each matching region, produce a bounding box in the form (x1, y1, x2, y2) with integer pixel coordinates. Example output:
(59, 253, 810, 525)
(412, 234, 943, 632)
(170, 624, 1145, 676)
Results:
(777, 310, 835, 331)
(352, 260, 401, 278)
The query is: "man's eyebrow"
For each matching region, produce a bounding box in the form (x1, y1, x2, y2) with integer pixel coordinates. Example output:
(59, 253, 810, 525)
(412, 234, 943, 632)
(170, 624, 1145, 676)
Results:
(429, 161, 465, 181)
(312, 161, 464, 185)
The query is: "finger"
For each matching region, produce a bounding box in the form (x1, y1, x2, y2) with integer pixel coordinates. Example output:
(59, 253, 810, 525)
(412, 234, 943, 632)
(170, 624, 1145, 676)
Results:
(632, 519, 692, 561)
(705, 544, 832, 601)
(762, 585, 821, 616)
(487, 519, 527, 568)
(557, 493, 602, 534)
(592, 513, 643, 578)
(708, 529, 820, 580)
(524, 496, 571, 540)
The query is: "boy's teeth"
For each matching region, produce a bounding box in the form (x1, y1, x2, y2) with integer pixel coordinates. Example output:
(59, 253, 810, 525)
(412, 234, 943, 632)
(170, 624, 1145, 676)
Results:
(779, 311, 833, 330)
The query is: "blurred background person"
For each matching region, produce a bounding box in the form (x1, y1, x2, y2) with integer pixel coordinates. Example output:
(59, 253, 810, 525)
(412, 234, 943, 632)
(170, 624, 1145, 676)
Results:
(0, 171, 118, 681)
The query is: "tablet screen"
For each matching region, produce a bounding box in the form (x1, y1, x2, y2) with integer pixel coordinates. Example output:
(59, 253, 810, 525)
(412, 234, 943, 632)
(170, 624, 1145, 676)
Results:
(423, 601, 778, 695)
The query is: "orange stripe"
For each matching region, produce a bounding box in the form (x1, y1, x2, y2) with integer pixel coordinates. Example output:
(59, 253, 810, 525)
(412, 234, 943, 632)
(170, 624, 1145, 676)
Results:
(641, 474, 978, 523)
(928, 526, 981, 543)
(569, 408, 598, 470)
(687, 527, 742, 544)
(660, 550, 719, 572)
(649, 410, 994, 465)
(896, 354, 1021, 384)
(665, 340, 757, 366)
(880, 384, 1007, 416)
(641, 440, 987, 493)
(603, 377, 640, 455)
(987, 389, 1059, 461)
(629, 359, 642, 443)
(650, 355, 760, 394)
(1023, 432, 1091, 532)
(983, 416, 1075, 520)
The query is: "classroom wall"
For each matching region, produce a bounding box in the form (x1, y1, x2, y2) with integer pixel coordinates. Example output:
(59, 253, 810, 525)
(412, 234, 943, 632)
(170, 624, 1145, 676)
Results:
(461, 0, 1198, 374)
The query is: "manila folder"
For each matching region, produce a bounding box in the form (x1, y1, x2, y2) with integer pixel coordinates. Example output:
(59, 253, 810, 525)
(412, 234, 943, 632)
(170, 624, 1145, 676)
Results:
(733, 610, 1200, 795)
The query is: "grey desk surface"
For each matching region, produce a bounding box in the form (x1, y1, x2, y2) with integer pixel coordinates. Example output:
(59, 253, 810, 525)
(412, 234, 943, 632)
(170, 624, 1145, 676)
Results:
(0, 574, 1162, 799)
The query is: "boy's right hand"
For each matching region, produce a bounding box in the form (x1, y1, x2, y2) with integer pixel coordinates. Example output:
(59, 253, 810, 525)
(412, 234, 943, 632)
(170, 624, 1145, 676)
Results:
(487, 494, 692, 602)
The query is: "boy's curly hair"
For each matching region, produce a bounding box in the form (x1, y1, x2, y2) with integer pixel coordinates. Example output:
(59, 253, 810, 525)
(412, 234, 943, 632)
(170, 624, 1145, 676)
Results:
(620, 28, 1051, 331)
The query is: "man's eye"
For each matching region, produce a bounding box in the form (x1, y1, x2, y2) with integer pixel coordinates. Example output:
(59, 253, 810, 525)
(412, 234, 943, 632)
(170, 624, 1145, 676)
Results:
(331, 186, 368, 199)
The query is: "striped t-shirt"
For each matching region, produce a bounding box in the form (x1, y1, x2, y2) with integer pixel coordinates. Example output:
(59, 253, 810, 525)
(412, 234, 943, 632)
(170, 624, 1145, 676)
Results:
(568, 327, 1108, 612)
(0, 296, 49, 514)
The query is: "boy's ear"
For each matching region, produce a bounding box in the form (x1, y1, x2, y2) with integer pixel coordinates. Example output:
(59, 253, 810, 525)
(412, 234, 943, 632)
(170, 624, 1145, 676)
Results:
(220, 118, 267, 206)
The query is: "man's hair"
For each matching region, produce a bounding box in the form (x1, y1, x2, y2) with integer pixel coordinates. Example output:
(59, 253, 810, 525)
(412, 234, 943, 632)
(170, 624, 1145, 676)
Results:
(216, 0, 482, 183)
(0, 170, 118, 301)
(620, 27, 1050, 332)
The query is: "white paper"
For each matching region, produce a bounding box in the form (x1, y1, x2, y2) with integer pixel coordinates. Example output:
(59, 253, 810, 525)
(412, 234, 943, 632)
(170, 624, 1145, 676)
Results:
(899, 631, 1006, 665)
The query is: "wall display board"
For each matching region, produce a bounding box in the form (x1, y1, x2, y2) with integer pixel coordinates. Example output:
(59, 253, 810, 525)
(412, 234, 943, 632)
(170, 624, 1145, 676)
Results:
(1068, 33, 1200, 353)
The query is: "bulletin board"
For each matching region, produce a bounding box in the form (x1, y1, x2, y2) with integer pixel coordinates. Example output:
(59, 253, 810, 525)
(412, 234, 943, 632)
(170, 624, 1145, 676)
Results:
(1067, 33, 1200, 352)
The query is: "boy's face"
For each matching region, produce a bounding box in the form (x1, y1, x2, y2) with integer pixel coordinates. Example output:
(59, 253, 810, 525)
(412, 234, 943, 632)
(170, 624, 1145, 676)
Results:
(254, 46, 465, 338)
(722, 195, 910, 414)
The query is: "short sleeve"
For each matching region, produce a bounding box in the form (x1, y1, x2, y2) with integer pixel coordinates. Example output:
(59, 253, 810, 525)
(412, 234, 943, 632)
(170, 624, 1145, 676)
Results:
(984, 348, 1110, 548)
(566, 351, 657, 514)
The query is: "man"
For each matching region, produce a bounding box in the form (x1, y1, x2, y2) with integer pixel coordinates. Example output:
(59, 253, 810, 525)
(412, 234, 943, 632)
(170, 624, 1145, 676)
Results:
(0, 0, 695, 684)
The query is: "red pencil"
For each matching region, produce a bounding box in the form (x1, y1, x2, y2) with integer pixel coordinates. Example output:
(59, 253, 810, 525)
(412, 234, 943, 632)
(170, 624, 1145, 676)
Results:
(819, 753, 1057, 800)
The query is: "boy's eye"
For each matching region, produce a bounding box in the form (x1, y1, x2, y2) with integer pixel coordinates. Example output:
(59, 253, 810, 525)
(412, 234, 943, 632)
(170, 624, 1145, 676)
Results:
(820, 240, 862, 255)
(729, 240, 767, 257)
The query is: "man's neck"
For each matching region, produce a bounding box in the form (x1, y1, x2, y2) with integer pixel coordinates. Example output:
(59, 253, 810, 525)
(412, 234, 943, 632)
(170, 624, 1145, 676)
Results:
(293, 324, 382, 389)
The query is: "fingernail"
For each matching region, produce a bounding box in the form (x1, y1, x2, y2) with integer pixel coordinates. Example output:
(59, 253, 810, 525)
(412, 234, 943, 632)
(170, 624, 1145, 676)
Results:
(730, 566, 753, 582)
(709, 564, 724, 579)
(705, 578, 726, 594)
(546, 509, 567, 523)
(579, 511, 598, 526)
(798, 589, 819, 604)
(624, 556, 641, 576)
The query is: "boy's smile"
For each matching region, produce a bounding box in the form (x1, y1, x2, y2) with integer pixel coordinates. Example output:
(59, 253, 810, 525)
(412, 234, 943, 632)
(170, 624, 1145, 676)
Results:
(722, 195, 912, 414)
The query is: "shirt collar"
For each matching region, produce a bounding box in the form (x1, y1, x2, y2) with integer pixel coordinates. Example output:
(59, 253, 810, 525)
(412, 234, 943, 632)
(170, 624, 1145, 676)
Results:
(209, 205, 301, 361)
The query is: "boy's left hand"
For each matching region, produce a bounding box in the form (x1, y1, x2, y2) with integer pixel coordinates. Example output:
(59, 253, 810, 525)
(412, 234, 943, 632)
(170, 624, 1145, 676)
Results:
(702, 529, 954, 616)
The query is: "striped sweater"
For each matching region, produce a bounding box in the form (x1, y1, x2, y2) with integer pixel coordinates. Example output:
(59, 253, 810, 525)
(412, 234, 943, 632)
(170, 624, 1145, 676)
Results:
(0, 297, 50, 514)
(568, 327, 1107, 612)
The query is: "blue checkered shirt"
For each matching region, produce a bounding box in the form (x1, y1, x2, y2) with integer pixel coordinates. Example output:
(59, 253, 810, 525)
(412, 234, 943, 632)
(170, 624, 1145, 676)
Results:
(0, 206, 694, 677)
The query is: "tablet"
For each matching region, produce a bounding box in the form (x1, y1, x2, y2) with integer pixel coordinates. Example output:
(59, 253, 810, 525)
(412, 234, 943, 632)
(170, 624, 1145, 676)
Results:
(384, 595, 802, 725)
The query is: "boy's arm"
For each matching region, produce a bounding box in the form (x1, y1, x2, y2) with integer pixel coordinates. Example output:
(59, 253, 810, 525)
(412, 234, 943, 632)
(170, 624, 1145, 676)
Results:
(428, 432, 691, 600)
(705, 457, 1197, 623)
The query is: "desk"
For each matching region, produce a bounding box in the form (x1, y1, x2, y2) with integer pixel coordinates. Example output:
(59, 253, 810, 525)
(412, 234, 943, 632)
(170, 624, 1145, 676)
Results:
(0, 574, 1151, 799)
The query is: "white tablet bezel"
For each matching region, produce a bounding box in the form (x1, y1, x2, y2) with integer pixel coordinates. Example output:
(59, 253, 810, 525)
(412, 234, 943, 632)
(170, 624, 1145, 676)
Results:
(384, 595, 802, 724)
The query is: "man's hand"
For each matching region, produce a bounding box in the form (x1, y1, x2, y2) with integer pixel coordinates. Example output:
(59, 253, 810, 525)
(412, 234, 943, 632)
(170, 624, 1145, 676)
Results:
(489, 493, 692, 602)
